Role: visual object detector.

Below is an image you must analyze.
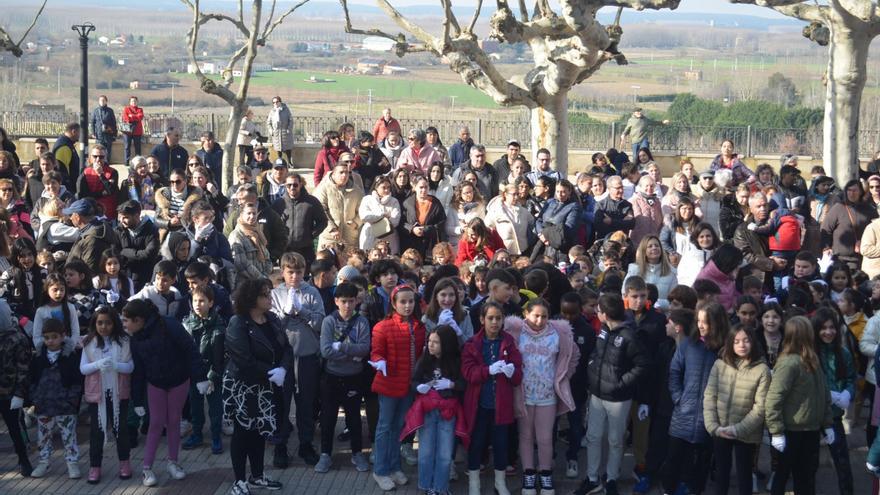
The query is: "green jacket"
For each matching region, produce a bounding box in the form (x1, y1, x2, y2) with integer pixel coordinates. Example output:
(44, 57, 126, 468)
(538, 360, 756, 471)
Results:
(622, 115, 648, 144)
(703, 358, 771, 444)
(764, 354, 833, 435)
(182, 311, 226, 383)
(818, 343, 857, 418)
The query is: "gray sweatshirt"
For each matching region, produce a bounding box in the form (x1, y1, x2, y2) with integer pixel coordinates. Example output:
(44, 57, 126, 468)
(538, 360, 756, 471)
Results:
(320, 311, 371, 376)
(271, 282, 325, 357)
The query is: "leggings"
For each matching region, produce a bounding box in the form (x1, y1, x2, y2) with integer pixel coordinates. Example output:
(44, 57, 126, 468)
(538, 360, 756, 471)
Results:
(467, 407, 509, 471)
(771, 430, 819, 495)
(143, 380, 190, 468)
(231, 421, 266, 482)
(89, 397, 130, 467)
(518, 404, 556, 471)
(662, 437, 712, 494)
(713, 437, 755, 495)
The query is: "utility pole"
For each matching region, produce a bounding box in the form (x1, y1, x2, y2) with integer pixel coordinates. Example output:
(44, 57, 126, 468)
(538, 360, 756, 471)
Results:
(171, 82, 176, 115)
(71, 22, 95, 167)
(450, 95, 456, 117)
(367, 89, 373, 119)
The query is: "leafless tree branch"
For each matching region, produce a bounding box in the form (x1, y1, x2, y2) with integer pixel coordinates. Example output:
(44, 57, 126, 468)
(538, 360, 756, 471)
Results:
(261, 0, 311, 42)
(467, 0, 484, 34)
(0, 0, 47, 57)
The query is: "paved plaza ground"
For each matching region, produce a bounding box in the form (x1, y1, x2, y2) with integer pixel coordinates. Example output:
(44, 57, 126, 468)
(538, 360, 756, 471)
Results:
(0, 413, 875, 494)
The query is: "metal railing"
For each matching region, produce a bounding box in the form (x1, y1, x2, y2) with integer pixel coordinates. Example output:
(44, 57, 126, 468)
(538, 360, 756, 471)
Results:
(0, 109, 866, 158)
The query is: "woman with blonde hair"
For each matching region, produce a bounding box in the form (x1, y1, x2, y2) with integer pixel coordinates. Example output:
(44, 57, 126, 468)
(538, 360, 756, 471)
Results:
(623, 235, 677, 305)
(485, 183, 533, 256)
(765, 316, 834, 495)
(645, 162, 668, 197)
(661, 172, 700, 218)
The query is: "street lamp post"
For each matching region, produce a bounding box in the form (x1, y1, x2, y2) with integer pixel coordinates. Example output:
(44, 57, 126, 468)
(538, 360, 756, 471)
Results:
(71, 22, 95, 167)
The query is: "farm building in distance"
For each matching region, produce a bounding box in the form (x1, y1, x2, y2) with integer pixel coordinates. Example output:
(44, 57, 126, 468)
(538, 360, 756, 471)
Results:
(362, 36, 395, 52)
(357, 58, 386, 74)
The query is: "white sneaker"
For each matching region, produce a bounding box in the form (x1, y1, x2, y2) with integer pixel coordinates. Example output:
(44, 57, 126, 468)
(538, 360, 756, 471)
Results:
(223, 418, 235, 436)
(167, 461, 186, 480)
(230, 479, 252, 495)
(180, 420, 193, 437)
(143, 469, 158, 487)
(566, 460, 578, 479)
(373, 473, 396, 491)
(31, 460, 49, 478)
(390, 470, 408, 486)
(67, 461, 81, 479)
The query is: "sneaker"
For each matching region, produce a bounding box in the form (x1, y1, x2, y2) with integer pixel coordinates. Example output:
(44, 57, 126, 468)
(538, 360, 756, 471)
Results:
(31, 460, 49, 478)
(298, 444, 320, 466)
(522, 469, 537, 495)
(142, 469, 158, 487)
(167, 461, 186, 480)
(315, 454, 333, 473)
(212, 436, 224, 455)
(572, 478, 602, 495)
(248, 475, 282, 490)
(222, 418, 235, 436)
(538, 470, 554, 495)
(449, 461, 458, 481)
(565, 460, 579, 479)
(180, 420, 192, 436)
(373, 473, 396, 491)
(351, 452, 370, 472)
(230, 479, 252, 495)
(182, 434, 204, 450)
(391, 470, 409, 485)
(88, 467, 101, 484)
(605, 479, 619, 495)
(505, 464, 518, 476)
(273, 445, 289, 469)
(633, 474, 651, 494)
(401, 443, 418, 466)
(67, 461, 81, 479)
(119, 460, 132, 479)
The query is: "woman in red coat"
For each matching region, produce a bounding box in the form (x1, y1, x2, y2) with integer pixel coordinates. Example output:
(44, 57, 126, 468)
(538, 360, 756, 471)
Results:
(461, 301, 523, 495)
(369, 284, 426, 491)
(313, 130, 350, 186)
(455, 217, 506, 265)
(121, 96, 144, 165)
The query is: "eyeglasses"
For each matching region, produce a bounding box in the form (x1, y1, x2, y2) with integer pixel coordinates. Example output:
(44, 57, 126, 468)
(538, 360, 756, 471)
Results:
(0, 188, 13, 193)
(170, 179, 184, 185)
(286, 183, 301, 189)
(91, 155, 106, 159)
(701, 177, 714, 180)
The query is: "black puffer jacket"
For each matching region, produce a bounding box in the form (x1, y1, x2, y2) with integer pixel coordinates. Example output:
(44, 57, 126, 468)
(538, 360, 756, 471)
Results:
(587, 321, 651, 403)
(225, 313, 293, 387)
(273, 191, 327, 252)
(719, 193, 745, 241)
(130, 314, 206, 407)
(628, 309, 668, 408)
(115, 218, 160, 290)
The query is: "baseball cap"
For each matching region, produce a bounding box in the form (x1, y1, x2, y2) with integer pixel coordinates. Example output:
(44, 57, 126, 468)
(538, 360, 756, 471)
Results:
(62, 198, 97, 216)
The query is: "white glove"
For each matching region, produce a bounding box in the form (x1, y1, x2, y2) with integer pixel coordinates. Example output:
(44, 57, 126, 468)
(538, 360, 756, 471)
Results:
(9, 396, 23, 410)
(836, 390, 852, 410)
(747, 222, 757, 231)
(105, 290, 119, 304)
(771, 435, 786, 452)
(267, 367, 286, 386)
(368, 360, 387, 377)
(449, 320, 463, 336)
(196, 380, 211, 395)
(824, 427, 836, 445)
(502, 362, 515, 378)
(205, 381, 215, 395)
(416, 383, 431, 394)
(637, 404, 650, 421)
(332, 342, 342, 351)
(433, 378, 454, 391)
(98, 357, 114, 372)
(134, 406, 146, 417)
(867, 462, 880, 476)
(488, 360, 506, 376)
(438, 309, 454, 325)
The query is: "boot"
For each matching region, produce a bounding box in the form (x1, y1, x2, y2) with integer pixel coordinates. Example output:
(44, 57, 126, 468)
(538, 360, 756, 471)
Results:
(538, 470, 554, 495)
(522, 469, 538, 495)
(494, 469, 511, 495)
(19, 456, 32, 477)
(467, 469, 481, 495)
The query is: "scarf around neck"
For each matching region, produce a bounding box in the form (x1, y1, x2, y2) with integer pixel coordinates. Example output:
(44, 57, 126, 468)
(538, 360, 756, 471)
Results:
(236, 217, 268, 262)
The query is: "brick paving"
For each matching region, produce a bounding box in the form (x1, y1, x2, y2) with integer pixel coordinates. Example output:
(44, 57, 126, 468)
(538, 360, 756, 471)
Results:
(0, 415, 875, 494)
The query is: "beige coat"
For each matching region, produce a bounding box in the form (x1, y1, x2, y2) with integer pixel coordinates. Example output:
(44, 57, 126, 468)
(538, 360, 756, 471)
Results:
(861, 217, 880, 279)
(314, 174, 364, 252)
(703, 358, 771, 444)
(484, 200, 533, 255)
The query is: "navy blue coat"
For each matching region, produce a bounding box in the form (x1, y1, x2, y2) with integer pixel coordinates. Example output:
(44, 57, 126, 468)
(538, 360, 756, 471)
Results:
(668, 337, 718, 444)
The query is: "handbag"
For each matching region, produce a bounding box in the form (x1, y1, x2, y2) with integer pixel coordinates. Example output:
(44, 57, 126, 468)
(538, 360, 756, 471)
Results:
(120, 122, 134, 134)
(369, 217, 393, 239)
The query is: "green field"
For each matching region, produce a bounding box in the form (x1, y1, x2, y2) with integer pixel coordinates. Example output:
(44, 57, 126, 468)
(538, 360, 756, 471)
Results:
(248, 70, 499, 108)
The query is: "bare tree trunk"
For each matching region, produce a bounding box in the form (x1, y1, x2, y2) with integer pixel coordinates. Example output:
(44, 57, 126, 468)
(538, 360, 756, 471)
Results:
(530, 92, 569, 176)
(223, 103, 246, 190)
(824, 25, 869, 186)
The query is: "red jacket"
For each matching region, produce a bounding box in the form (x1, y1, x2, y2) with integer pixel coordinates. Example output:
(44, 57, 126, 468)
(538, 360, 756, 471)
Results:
(400, 389, 470, 448)
(768, 214, 801, 251)
(455, 230, 506, 265)
(313, 145, 349, 186)
(122, 105, 144, 137)
(461, 330, 523, 429)
(371, 313, 426, 398)
(372, 117, 401, 144)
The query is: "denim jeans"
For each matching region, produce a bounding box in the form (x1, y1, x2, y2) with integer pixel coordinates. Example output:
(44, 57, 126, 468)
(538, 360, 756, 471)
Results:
(122, 134, 141, 165)
(418, 409, 455, 492)
(189, 381, 223, 439)
(374, 393, 413, 476)
(632, 138, 649, 160)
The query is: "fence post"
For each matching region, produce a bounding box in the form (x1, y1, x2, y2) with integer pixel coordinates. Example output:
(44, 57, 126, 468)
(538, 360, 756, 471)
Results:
(746, 125, 753, 157)
(610, 122, 616, 150)
(211, 113, 215, 132)
(476, 118, 483, 144)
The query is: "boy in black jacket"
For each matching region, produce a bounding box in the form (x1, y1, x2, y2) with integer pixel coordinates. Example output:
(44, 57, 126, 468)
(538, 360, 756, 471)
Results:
(29, 319, 83, 479)
(559, 292, 596, 479)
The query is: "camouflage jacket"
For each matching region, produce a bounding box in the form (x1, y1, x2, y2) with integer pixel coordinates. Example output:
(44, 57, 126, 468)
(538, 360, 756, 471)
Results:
(0, 326, 32, 399)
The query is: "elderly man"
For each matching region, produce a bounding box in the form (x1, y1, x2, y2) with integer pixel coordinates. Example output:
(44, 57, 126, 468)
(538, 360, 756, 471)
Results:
(397, 128, 440, 175)
(65, 198, 118, 273)
(149, 127, 189, 177)
(448, 126, 474, 169)
(224, 182, 288, 262)
(593, 175, 635, 240)
(371, 107, 401, 144)
(90, 95, 118, 163)
(734, 192, 787, 286)
(452, 144, 499, 199)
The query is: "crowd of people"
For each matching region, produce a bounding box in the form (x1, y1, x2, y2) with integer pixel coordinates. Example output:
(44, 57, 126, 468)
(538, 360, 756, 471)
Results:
(1, 102, 880, 495)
